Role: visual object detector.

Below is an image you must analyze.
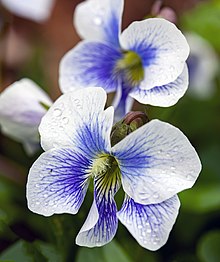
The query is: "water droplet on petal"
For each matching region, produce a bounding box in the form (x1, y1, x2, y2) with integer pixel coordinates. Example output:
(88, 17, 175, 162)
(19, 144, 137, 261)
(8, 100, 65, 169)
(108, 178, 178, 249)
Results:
(62, 117, 69, 124)
(153, 193, 159, 199)
(147, 228, 152, 233)
(94, 16, 102, 25)
(53, 108, 62, 117)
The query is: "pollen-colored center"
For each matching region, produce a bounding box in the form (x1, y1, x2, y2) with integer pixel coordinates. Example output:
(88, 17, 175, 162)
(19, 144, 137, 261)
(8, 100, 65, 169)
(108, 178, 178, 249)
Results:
(91, 155, 121, 195)
(116, 51, 144, 86)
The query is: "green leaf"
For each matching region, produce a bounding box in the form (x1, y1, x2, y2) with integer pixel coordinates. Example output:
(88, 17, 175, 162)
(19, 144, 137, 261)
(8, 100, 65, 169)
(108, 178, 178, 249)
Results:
(197, 230, 220, 262)
(179, 184, 220, 213)
(34, 241, 63, 262)
(76, 240, 132, 262)
(0, 240, 33, 262)
(102, 241, 132, 262)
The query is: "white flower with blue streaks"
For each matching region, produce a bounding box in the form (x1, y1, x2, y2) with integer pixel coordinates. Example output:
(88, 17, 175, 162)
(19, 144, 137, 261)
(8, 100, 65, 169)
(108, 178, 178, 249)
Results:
(26, 87, 201, 250)
(59, 0, 190, 120)
(0, 79, 52, 155)
(186, 32, 218, 99)
(0, 0, 55, 22)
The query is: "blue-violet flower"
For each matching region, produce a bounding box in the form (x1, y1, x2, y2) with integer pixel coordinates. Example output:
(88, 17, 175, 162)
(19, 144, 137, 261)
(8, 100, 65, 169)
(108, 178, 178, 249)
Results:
(26, 87, 201, 250)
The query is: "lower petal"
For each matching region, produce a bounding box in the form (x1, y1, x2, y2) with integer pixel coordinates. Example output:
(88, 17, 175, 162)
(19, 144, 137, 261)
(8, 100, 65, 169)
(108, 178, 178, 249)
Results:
(117, 195, 180, 250)
(114, 85, 134, 123)
(27, 148, 91, 216)
(59, 41, 122, 93)
(130, 64, 188, 107)
(76, 165, 121, 247)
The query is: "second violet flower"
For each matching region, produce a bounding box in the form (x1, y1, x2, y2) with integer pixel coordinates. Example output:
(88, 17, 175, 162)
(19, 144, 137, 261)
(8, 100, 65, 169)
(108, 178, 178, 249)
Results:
(59, 0, 189, 119)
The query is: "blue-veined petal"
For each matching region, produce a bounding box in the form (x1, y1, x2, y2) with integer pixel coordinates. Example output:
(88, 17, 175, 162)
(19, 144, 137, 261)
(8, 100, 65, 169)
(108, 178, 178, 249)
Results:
(74, 0, 123, 47)
(185, 32, 219, 99)
(59, 41, 122, 93)
(1, 0, 55, 22)
(129, 63, 188, 107)
(117, 195, 180, 250)
(120, 18, 189, 90)
(76, 160, 121, 247)
(113, 84, 133, 123)
(0, 78, 52, 154)
(112, 119, 201, 205)
(39, 87, 114, 158)
(27, 147, 91, 216)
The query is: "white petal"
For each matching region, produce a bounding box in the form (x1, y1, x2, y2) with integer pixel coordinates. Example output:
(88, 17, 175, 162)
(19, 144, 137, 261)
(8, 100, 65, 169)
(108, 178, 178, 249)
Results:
(39, 87, 114, 157)
(112, 119, 202, 205)
(185, 32, 219, 98)
(1, 0, 55, 22)
(120, 18, 189, 89)
(130, 63, 189, 107)
(117, 195, 180, 251)
(74, 0, 124, 46)
(27, 148, 91, 216)
(0, 78, 52, 150)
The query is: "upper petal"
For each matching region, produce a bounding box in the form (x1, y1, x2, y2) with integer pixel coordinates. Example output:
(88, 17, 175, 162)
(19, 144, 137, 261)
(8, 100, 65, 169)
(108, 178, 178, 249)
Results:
(39, 87, 114, 158)
(117, 195, 180, 251)
(112, 119, 201, 205)
(120, 18, 189, 90)
(129, 63, 189, 107)
(0, 78, 52, 146)
(1, 0, 55, 22)
(74, 0, 124, 47)
(76, 162, 121, 247)
(59, 41, 122, 93)
(27, 147, 91, 216)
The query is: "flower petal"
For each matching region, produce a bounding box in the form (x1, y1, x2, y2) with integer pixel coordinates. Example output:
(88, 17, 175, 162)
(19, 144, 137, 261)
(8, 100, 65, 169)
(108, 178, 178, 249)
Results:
(113, 85, 133, 123)
(117, 195, 180, 251)
(129, 63, 188, 107)
(1, 0, 55, 22)
(39, 87, 114, 158)
(185, 32, 219, 98)
(76, 162, 121, 247)
(0, 79, 52, 152)
(27, 147, 91, 216)
(120, 18, 189, 90)
(59, 41, 122, 93)
(112, 119, 201, 205)
(74, 0, 123, 47)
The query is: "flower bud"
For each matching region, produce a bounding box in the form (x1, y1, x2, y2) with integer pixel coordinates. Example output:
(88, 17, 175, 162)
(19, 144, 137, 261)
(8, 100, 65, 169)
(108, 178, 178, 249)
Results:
(111, 111, 149, 146)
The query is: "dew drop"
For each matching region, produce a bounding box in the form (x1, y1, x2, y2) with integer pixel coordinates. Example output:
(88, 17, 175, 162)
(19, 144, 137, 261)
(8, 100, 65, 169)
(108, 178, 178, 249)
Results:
(171, 166, 176, 170)
(137, 224, 143, 229)
(170, 65, 175, 71)
(153, 193, 159, 199)
(43, 193, 48, 198)
(53, 108, 62, 117)
(48, 200, 54, 206)
(94, 16, 102, 25)
(35, 201, 40, 205)
(62, 117, 69, 124)
(35, 183, 40, 188)
(147, 228, 152, 233)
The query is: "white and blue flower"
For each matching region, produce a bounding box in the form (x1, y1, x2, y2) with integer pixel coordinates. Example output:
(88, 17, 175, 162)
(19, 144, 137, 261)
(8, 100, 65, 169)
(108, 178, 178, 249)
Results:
(59, 0, 189, 120)
(0, 0, 55, 22)
(185, 32, 218, 99)
(26, 87, 201, 250)
(0, 79, 52, 155)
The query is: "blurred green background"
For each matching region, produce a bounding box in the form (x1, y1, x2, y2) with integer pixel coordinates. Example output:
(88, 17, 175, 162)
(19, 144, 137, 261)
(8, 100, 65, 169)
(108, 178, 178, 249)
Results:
(0, 0, 220, 261)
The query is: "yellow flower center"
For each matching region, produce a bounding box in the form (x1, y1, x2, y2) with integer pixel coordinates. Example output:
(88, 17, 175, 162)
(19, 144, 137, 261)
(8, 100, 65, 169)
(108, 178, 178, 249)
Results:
(116, 51, 144, 86)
